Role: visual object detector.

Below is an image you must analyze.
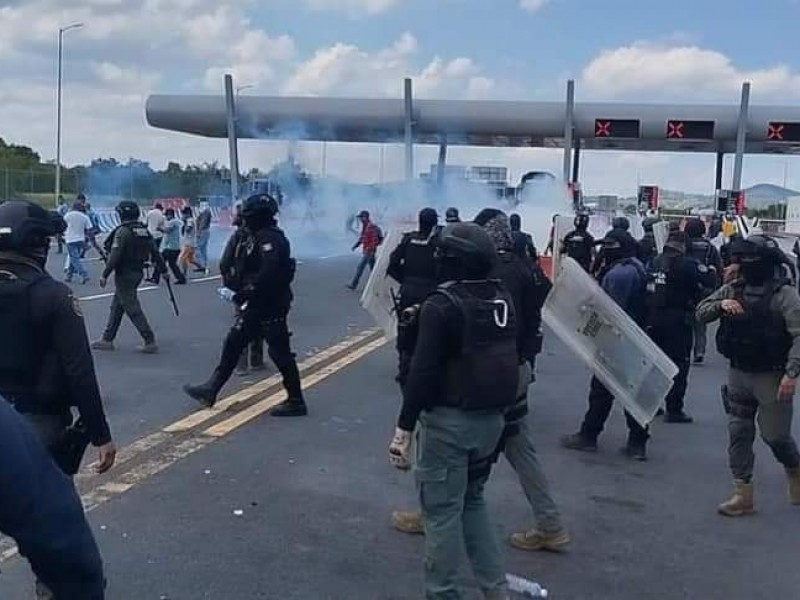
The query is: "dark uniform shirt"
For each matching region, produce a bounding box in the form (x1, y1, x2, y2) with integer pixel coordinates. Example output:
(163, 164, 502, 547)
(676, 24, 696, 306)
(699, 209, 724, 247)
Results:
(102, 222, 165, 279)
(387, 230, 438, 307)
(561, 228, 595, 271)
(236, 225, 295, 317)
(646, 252, 705, 326)
(0, 396, 105, 599)
(0, 253, 111, 445)
(511, 230, 538, 261)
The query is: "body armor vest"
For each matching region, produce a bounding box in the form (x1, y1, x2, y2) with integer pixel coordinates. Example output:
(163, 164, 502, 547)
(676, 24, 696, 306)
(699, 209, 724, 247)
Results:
(0, 268, 45, 400)
(437, 281, 519, 412)
(717, 280, 792, 372)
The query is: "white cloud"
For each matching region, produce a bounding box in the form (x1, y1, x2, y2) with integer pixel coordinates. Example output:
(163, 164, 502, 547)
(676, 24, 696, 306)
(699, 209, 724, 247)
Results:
(582, 43, 800, 101)
(303, 0, 402, 16)
(282, 33, 498, 100)
(520, 0, 548, 12)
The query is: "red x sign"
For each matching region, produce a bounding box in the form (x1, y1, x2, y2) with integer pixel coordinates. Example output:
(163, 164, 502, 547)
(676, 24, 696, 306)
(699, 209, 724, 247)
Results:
(768, 123, 785, 141)
(595, 120, 611, 137)
(667, 121, 684, 139)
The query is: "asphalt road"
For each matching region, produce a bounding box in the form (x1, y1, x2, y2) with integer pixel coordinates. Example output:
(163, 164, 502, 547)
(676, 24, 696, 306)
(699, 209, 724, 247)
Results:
(1, 237, 799, 599)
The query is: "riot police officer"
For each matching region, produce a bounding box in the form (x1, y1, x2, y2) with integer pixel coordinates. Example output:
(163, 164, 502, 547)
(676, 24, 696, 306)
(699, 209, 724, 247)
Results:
(697, 234, 800, 516)
(509, 213, 538, 261)
(92, 201, 167, 354)
(685, 218, 722, 364)
(611, 216, 631, 232)
(561, 212, 594, 272)
(638, 217, 659, 265)
(562, 229, 650, 460)
(445, 206, 460, 224)
(389, 222, 518, 599)
(0, 201, 116, 468)
(646, 231, 708, 423)
(387, 207, 439, 386)
(220, 206, 267, 375)
(0, 201, 115, 598)
(184, 194, 305, 417)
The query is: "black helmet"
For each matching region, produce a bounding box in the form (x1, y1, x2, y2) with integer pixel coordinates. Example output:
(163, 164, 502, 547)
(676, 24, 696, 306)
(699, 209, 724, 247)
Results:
(116, 200, 140, 222)
(436, 222, 497, 279)
(0, 200, 65, 253)
(684, 218, 706, 239)
(730, 234, 785, 264)
(642, 217, 659, 234)
(611, 216, 630, 231)
(574, 212, 589, 229)
(445, 207, 460, 223)
(418, 207, 438, 231)
(241, 194, 279, 220)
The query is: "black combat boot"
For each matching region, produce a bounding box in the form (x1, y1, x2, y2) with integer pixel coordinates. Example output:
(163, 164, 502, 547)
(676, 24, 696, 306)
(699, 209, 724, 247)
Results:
(183, 370, 226, 408)
(269, 397, 308, 417)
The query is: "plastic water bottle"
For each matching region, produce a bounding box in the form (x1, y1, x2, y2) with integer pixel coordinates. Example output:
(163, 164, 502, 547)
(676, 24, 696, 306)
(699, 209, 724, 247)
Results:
(217, 287, 236, 303)
(506, 574, 549, 598)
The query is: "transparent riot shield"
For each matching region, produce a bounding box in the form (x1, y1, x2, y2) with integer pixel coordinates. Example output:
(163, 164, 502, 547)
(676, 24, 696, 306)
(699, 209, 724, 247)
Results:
(653, 221, 670, 255)
(542, 257, 679, 427)
(360, 228, 406, 340)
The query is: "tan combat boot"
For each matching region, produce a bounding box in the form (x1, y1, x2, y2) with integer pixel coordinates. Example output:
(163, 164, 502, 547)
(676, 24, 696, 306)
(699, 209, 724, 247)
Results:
(510, 528, 571, 552)
(718, 480, 755, 517)
(787, 468, 800, 505)
(391, 510, 424, 535)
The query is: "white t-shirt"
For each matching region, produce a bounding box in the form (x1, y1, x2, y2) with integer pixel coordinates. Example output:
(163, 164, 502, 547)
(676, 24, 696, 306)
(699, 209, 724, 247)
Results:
(63, 210, 92, 244)
(146, 209, 166, 239)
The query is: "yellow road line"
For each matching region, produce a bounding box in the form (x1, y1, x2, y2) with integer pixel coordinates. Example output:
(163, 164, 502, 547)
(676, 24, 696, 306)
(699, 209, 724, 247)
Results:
(0, 330, 387, 567)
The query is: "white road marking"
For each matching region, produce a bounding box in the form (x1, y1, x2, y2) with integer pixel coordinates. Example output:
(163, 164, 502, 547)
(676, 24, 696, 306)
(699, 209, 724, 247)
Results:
(78, 275, 222, 301)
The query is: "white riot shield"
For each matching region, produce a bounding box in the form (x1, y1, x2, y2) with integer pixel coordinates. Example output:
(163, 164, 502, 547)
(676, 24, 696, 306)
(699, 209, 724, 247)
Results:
(653, 221, 670, 255)
(628, 215, 644, 240)
(360, 228, 406, 339)
(542, 258, 679, 427)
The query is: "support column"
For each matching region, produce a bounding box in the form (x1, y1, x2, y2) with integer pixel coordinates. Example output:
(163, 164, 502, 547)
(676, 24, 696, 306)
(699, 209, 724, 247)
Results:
(562, 79, 575, 183)
(224, 74, 240, 203)
(732, 82, 751, 191)
(436, 137, 447, 185)
(572, 141, 581, 183)
(715, 151, 724, 191)
(404, 78, 415, 182)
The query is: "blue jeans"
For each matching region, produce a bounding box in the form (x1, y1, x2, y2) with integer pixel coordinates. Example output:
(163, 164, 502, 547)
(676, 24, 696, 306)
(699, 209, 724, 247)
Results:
(66, 242, 87, 279)
(196, 230, 210, 268)
(349, 253, 375, 289)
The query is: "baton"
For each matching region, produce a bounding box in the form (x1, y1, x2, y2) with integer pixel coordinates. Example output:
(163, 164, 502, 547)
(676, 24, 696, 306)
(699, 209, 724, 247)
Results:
(164, 276, 180, 316)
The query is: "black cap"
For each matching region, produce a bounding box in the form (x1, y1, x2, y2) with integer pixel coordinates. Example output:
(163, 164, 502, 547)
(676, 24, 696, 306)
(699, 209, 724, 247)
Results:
(357, 210, 370, 219)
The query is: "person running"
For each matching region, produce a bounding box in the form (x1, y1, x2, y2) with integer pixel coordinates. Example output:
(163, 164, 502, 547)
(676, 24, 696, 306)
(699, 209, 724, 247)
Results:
(178, 206, 204, 280)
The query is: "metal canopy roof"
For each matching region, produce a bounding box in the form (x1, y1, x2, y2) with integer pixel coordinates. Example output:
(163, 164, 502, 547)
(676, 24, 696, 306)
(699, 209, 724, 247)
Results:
(145, 94, 800, 154)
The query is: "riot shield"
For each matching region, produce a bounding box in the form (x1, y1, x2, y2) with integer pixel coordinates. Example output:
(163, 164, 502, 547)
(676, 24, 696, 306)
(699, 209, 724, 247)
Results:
(653, 221, 670, 255)
(552, 215, 578, 280)
(360, 228, 406, 340)
(542, 257, 679, 427)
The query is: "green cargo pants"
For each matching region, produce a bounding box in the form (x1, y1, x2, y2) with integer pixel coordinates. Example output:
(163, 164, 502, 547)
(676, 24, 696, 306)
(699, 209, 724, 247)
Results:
(724, 368, 800, 482)
(102, 271, 155, 343)
(415, 406, 506, 600)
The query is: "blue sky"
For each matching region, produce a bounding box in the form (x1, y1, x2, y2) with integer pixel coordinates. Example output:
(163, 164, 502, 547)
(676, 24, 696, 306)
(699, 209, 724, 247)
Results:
(2, 0, 800, 195)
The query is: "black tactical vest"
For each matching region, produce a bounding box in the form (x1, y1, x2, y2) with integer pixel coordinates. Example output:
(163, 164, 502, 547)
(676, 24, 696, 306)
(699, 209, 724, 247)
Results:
(401, 233, 437, 289)
(437, 281, 519, 412)
(563, 231, 592, 268)
(646, 254, 694, 313)
(104, 222, 153, 268)
(716, 280, 792, 372)
(0, 268, 45, 400)
(687, 239, 713, 266)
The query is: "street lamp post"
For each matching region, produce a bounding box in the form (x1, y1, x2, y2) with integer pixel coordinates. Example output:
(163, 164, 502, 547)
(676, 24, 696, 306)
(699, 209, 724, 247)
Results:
(236, 84, 255, 97)
(55, 22, 83, 206)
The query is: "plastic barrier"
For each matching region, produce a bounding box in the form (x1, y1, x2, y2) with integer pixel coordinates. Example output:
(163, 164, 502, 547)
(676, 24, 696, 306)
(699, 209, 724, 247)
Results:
(542, 257, 679, 427)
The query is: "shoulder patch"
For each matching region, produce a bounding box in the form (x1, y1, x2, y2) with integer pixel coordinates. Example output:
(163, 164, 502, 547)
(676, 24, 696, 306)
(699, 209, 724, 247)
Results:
(262, 242, 274, 253)
(70, 295, 84, 318)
